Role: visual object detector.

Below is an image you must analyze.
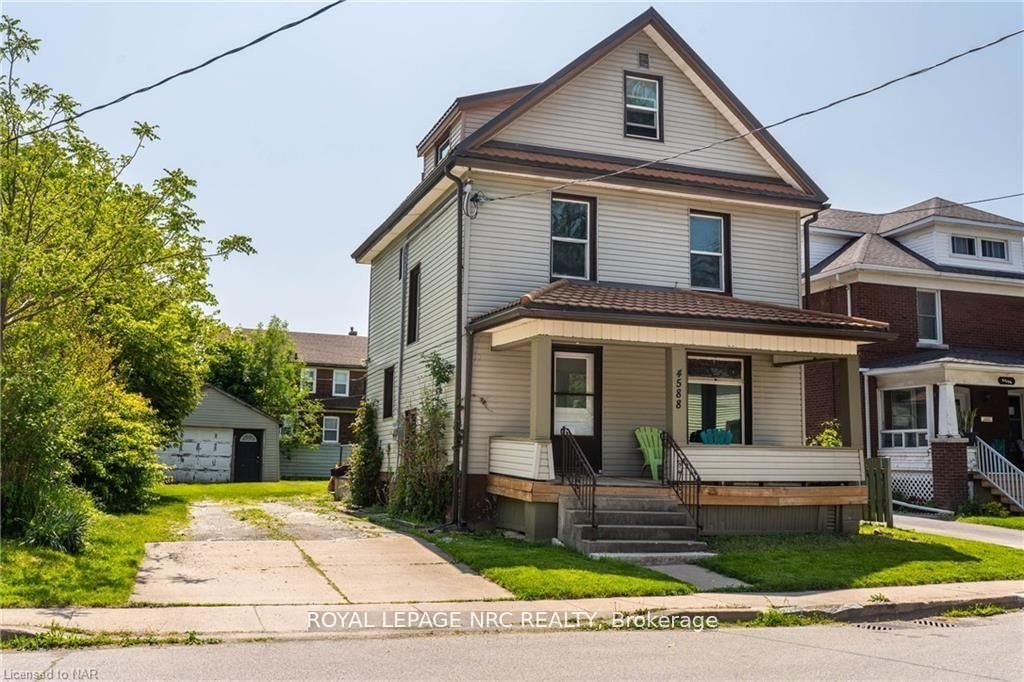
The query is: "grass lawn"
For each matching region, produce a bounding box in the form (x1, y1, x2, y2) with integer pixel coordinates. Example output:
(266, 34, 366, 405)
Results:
(0, 481, 325, 608)
(958, 516, 1024, 531)
(699, 526, 1024, 592)
(418, 531, 694, 600)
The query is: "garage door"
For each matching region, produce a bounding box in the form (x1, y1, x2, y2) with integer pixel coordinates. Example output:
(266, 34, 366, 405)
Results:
(158, 428, 233, 482)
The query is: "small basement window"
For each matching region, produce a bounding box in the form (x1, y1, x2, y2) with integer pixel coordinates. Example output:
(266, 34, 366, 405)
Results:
(624, 73, 661, 140)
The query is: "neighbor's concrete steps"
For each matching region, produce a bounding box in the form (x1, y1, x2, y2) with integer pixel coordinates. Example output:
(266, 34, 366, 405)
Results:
(558, 495, 712, 563)
(972, 473, 1024, 513)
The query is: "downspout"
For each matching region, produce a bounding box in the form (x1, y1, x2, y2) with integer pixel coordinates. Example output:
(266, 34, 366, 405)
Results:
(862, 370, 872, 458)
(801, 208, 824, 308)
(443, 164, 467, 526)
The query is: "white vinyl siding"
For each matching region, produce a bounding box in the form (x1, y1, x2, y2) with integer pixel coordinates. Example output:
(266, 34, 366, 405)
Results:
(602, 345, 666, 476)
(808, 234, 853, 267)
(366, 242, 404, 467)
(895, 222, 1024, 274)
(750, 356, 804, 447)
(467, 337, 532, 475)
(466, 172, 801, 319)
(495, 31, 780, 178)
(281, 443, 350, 479)
(898, 228, 936, 261)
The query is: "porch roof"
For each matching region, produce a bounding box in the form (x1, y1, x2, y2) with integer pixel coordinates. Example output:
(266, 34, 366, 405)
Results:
(468, 280, 892, 342)
(864, 347, 1024, 373)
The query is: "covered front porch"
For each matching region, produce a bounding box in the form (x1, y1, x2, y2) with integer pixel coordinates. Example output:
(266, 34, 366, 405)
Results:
(465, 280, 892, 539)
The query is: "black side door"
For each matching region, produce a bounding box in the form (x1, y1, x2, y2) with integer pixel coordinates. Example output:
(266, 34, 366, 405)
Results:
(233, 429, 263, 482)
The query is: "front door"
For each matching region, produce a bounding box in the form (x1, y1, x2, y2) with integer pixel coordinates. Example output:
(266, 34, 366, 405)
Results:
(233, 429, 263, 482)
(1009, 394, 1023, 463)
(552, 347, 602, 473)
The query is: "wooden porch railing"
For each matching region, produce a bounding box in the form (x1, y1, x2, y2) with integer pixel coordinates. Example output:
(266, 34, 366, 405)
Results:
(560, 427, 597, 530)
(661, 431, 702, 533)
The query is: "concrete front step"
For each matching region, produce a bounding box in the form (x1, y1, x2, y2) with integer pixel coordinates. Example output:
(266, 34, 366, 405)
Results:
(973, 476, 1024, 513)
(589, 551, 717, 566)
(577, 539, 709, 554)
(586, 496, 683, 512)
(574, 523, 698, 541)
(565, 509, 694, 526)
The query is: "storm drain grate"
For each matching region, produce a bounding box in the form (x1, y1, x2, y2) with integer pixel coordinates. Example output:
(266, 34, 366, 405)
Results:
(855, 623, 894, 631)
(911, 619, 957, 628)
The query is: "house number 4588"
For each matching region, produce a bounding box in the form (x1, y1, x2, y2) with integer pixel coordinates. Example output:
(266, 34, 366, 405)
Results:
(674, 368, 683, 410)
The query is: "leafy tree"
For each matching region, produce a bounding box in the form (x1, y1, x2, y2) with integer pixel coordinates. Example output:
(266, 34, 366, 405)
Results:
(207, 318, 323, 453)
(0, 16, 251, 546)
(347, 399, 382, 507)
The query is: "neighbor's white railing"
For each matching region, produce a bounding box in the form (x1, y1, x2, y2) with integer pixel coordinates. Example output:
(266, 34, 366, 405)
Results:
(972, 437, 1024, 510)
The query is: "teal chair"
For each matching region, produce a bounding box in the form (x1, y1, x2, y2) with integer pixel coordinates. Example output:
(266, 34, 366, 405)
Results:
(700, 428, 733, 445)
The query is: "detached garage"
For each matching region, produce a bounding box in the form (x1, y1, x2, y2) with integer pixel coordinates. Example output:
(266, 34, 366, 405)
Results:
(159, 385, 281, 482)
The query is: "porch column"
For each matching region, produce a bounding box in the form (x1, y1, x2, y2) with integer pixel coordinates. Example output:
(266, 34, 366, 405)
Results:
(836, 356, 864, 450)
(529, 337, 552, 440)
(937, 381, 959, 437)
(665, 347, 687, 443)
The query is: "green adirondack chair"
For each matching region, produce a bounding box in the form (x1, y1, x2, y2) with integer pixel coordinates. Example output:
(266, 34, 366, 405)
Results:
(634, 426, 663, 481)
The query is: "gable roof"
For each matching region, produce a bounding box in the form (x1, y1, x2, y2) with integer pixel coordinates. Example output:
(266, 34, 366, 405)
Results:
(457, 7, 827, 203)
(288, 331, 367, 367)
(813, 197, 1024, 235)
(415, 84, 538, 156)
(200, 384, 282, 425)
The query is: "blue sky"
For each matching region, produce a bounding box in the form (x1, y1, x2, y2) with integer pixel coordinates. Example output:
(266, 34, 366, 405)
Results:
(10, 1, 1023, 334)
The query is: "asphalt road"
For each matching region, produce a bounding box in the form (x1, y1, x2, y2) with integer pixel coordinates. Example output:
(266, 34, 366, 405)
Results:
(5, 613, 1022, 681)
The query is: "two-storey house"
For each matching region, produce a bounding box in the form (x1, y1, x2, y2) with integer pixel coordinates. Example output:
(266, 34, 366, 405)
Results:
(285, 329, 368, 478)
(353, 9, 893, 550)
(806, 199, 1024, 512)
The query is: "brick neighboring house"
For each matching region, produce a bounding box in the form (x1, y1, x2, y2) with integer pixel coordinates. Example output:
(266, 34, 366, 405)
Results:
(286, 329, 368, 479)
(805, 198, 1024, 511)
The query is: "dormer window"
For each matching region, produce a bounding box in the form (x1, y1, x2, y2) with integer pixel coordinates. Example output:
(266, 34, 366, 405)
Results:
(951, 235, 975, 256)
(624, 73, 662, 140)
(981, 239, 1007, 260)
(435, 134, 452, 164)
(951, 234, 1009, 261)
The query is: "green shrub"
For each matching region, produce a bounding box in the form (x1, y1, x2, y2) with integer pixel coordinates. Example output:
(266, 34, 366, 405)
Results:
(23, 484, 95, 553)
(347, 399, 383, 507)
(73, 390, 166, 513)
(980, 501, 1010, 518)
(807, 419, 843, 448)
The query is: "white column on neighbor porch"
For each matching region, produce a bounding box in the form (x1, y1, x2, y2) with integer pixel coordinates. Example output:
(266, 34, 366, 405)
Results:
(937, 381, 959, 438)
(665, 347, 687, 443)
(529, 337, 552, 440)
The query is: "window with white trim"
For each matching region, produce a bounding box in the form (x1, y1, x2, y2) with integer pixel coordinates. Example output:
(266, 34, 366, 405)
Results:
(950, 235, 975, 256)
(301, 368, 316, 394)
(550, 196, 593, 280)
(332, 369, 350, 397)
(980, 239, 1007, 260)
(916, 289, 941, 344)
(322, 415, 340, 444)
(689, 213, 727, 292)
(686, 356, 745, 445)
(880, 387, 928, 449)
(624, 74, 660, 139)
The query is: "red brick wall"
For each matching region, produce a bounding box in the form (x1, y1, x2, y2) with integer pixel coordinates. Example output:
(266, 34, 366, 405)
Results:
(804, 288, 848, 437)
(849, 283, 920, 365)
(931, 439, 969, 511)
(941, 291, 1024, 351)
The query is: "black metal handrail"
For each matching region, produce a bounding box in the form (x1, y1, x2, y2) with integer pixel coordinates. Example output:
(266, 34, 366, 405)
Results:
(560, 426, 597, 529)
(661, 431, 702, 533)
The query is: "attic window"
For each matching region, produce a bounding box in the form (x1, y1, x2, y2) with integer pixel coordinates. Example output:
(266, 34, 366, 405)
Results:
(624, 73, 662, 141)
(435, 134, 452, 164)
(638, 52, 650, 68)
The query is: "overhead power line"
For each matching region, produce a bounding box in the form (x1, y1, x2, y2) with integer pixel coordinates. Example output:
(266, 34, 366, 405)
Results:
(480, 27, 1024, 203)
(823, 193, 1024, 219)
(6, 0, 347, 143)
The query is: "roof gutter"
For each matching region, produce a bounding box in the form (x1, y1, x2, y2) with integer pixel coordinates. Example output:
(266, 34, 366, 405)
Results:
(443, 164, 468, 527)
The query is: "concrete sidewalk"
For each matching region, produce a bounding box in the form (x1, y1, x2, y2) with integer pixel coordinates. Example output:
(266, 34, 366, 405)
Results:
(894, 514, 1024, 549)
(4, 581, 1022, 639)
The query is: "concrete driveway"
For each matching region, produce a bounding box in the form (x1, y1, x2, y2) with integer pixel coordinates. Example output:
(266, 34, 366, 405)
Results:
(132, 501, 511, 605)
(894, 514, 1024, 550)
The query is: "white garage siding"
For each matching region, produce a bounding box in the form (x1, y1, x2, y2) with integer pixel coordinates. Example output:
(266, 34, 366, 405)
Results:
(162, 386, 282, 482)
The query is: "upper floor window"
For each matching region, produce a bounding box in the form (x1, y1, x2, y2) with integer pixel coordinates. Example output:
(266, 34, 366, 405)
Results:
(301, 368, 316, 394)
(689, 212, 730, 293)
(550, 195, 595, 280)
(624, 73, 662, 140)
(916, 289, 942, 344)
(406, 264, 421, 345)
(322, 415, 340, 444)
(950, 235, 975, 256)
(435, 131, 452, 164)
(332, 369, 350, 397)
(981, 239, 1007, 260)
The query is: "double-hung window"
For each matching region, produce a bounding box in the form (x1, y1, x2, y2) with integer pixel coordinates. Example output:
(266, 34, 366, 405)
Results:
(301, 368, 317, 394)
(981, 239, 1007, 260)
(686, 356, 746, 445)
(880, 387, 928, 449)
(950, 235, 975, 256)
(916, 290, 942, 344)
(624, 73, 661, 140)
(322, 415, 340, 444)
(332, 369, 350, 397)
(689, 212, 729, 292)
(550, 195, 595, 280)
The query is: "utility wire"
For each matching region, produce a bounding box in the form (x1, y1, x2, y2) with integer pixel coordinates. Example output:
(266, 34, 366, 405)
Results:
(822, 193, 1024, 219)
(481, 27, 1024, 203)
(6, 0, 347, 143)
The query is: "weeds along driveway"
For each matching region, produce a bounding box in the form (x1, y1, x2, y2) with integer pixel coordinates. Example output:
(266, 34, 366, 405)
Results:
(131, 501, 511, 605)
